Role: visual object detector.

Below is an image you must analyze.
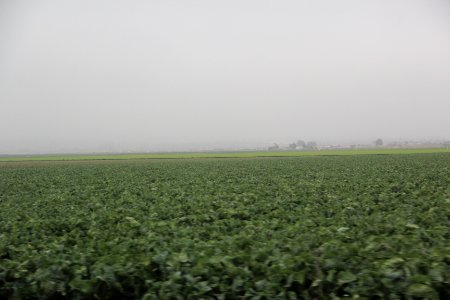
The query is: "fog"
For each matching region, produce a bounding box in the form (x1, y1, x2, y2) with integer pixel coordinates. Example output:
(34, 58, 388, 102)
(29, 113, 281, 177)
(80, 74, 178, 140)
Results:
(1, 0, 449, 154)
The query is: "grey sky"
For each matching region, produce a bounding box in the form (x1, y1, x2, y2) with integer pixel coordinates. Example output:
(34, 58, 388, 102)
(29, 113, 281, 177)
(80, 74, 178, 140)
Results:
(1, 0, 449, 154)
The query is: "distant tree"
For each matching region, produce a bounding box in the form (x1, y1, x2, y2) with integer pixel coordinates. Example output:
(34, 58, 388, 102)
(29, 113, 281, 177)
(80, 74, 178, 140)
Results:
(288, 142, 297, 150)
(296, 140, 306, 147)
(374, 138, 383, 146)
(268, 143, 280, 151)
(306, 141, 317, 149)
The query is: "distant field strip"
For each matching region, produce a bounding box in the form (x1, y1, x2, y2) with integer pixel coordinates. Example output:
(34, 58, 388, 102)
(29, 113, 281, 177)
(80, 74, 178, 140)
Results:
(0, 148, 449, 162)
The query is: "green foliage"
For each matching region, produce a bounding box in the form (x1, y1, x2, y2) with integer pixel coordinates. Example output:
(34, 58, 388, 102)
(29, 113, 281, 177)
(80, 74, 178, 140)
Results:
(0, 154, 449, 299)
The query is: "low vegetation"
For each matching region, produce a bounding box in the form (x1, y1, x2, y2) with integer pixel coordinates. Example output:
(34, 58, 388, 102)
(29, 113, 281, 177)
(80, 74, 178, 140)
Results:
(0, 148, 449, 162)
(0, 154, 449, 298)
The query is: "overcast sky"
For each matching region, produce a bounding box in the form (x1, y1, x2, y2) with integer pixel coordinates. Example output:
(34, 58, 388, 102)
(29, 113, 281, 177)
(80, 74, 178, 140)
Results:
(1, 0, 449, 154)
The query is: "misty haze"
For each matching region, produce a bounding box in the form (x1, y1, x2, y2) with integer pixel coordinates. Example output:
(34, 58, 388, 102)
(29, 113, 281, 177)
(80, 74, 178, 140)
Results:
(1, 0, 449, 154)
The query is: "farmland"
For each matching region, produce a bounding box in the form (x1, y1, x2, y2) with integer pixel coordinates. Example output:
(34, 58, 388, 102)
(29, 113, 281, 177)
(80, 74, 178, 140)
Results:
(0, 153, 449, 299)
(0, 147, 449, 162)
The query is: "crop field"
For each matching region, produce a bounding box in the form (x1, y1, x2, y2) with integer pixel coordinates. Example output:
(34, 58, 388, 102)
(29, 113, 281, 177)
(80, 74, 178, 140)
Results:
(0, 153, 449, 299)
(0, 148, 449, 162)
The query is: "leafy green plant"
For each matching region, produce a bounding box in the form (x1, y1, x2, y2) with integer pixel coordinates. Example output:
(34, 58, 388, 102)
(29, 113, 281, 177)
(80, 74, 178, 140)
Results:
(0, 154, 449, 299)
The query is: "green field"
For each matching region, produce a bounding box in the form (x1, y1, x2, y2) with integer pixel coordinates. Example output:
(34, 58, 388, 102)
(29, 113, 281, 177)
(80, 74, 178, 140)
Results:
(1, 153, 449, 298)
(0, 148, 449, 162)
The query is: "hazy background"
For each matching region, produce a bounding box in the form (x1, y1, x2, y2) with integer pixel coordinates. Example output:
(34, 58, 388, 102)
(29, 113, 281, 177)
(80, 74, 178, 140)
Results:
(1, 0, 449, 154)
